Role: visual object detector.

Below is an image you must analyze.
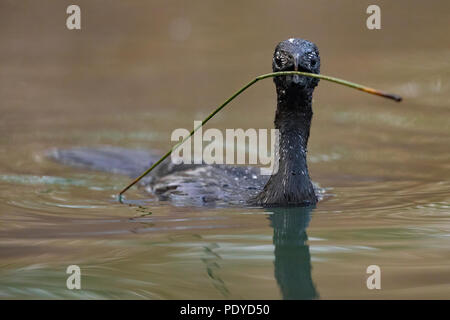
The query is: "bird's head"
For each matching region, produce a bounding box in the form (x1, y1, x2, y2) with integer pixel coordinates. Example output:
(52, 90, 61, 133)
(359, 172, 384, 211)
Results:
(272, 38, 320, 91)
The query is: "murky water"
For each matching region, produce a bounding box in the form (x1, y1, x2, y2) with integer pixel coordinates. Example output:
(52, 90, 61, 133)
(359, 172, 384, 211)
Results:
(0, 1, 449, 299)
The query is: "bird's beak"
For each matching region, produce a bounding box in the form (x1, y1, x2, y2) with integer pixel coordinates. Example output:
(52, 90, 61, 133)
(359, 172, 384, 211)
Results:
(292, 53, 301, 84)
(293, 53, 301, 71)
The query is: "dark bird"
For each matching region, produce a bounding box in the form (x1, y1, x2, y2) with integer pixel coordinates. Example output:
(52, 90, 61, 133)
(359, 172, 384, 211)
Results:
(50, 38, 322, 207)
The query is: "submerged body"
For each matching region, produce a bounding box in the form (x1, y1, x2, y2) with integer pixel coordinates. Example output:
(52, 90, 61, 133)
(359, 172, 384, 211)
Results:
(51, 38, 323, 207)
(51, 146, 266, 206)
(50, 146, 322, 207)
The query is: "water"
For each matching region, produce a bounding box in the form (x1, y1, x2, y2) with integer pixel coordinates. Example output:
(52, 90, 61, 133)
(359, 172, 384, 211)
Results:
(0, 1, 449, 299)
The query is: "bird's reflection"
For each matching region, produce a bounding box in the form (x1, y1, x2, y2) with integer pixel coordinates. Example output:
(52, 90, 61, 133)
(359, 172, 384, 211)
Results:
(268, 206, 318, 299)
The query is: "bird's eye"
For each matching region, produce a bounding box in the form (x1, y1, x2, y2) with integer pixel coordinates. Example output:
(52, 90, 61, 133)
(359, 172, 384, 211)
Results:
(310, 59, 317, 67)
(274, 52, 288, 68)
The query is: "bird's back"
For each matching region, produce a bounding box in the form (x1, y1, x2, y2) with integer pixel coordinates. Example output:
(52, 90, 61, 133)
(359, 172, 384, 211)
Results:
(49, 146, 270, 207)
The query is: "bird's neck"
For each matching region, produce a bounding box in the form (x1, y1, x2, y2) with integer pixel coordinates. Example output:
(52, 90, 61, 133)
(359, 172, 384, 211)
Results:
(274, 88, 314, 190)
(254, 87, 317, 206)
(275, 88, 314, 150)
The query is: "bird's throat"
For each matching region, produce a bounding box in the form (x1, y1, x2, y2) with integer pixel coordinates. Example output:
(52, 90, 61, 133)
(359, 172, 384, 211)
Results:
(253, 87, 317, 206)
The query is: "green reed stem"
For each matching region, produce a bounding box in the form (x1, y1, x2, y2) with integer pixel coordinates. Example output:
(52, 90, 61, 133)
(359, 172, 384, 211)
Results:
(118, 71, 402, 199)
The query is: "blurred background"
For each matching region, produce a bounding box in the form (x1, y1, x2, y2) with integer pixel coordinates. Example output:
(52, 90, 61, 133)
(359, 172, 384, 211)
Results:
(0, 0, 448, 299)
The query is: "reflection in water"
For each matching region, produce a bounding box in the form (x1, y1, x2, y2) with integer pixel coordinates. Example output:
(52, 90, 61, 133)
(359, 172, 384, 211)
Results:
(269, 206, 318, 300)
(202, 243, 231, 298)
